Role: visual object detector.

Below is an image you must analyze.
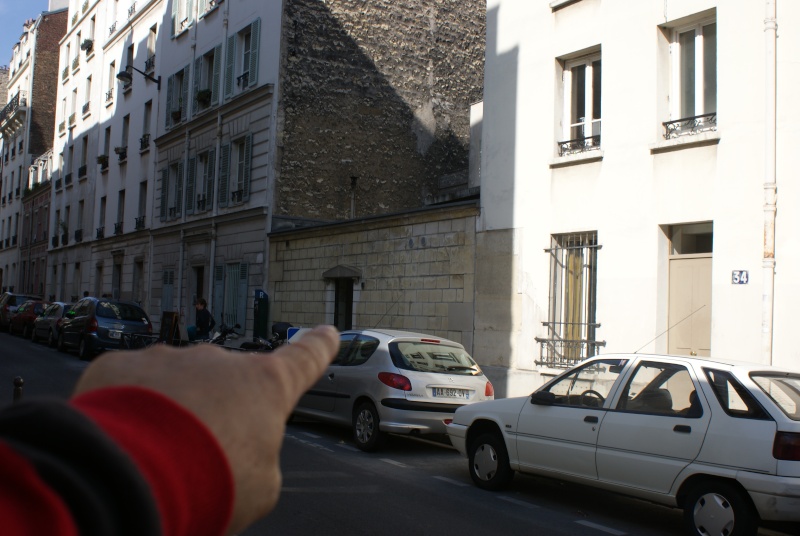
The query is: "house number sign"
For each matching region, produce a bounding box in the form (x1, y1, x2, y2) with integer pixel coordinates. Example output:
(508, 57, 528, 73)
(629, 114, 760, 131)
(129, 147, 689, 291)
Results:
(732, 270, 749, 284)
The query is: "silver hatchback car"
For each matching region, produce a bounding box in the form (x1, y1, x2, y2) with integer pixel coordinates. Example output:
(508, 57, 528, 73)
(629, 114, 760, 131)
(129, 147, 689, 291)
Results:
(293, 329, 495, 451)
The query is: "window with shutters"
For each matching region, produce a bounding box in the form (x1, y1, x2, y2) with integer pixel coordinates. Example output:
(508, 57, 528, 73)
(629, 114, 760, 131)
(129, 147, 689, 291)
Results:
(224, 19, 260, 100)
(160, 162, 184, 221)
(191, 149, 215, 213)
(194, 45, 221, 114)
(171, 0, 193, 37)
(165, 66, 189, 129)
(213, 262, 248, 328)
(230, 136, 252, 204)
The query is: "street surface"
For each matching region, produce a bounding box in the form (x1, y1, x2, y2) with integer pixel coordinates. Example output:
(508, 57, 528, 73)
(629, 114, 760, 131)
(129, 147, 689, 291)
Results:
(0, 331, 795, 536)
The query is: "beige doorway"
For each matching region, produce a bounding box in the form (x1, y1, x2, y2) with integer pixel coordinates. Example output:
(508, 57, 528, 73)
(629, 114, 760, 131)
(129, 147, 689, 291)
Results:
(667, 223, 713, 356)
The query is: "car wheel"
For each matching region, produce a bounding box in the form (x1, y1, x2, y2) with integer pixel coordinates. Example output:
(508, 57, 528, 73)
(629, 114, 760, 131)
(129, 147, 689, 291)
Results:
(48, 330, 57, 348)
(57, 333, 67, 353)
(352, 401, 384, 452)
(23, 324, 31, 340)
(468, 432, 514, 491)
(683, 480, 759, 536)
(78, 338, 92, 361)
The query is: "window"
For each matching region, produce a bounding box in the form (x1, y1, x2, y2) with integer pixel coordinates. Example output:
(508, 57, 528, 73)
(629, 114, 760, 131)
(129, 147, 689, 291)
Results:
(162, 269, 175, 312)
(138, 181, 147, 220)
(194, 45, 221, 113)
(334, 278, 353, 330)
(160, 162, 184, 221)
(665, 19, 717, 138)
(117, 190, 125, 233)
(99, 195, 107, 232)
(705, 369, 770, 420)
(559, 53, 601, 155)
(84, 75, 92, 114)
(189, 149, 215, 214)
(617, 361, 699, 416)
(165, 66, 189, 128)
(213, 263, 248, 328)
(538, 232, 601, 367)
(171, 0, 193, 36)
(224, 19, 260, 99)
(543, 358, 627, 407)
(752, 373, 800, 421)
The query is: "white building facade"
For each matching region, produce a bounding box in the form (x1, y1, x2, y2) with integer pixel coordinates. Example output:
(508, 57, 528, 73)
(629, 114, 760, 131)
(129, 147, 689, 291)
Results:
(475, 0, 800, 395)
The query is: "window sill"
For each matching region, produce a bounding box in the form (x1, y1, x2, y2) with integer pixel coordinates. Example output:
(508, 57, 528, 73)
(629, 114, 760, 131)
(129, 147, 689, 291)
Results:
(82, 110, 91, 120)
(550, 0, 583, 11)
(650, 130, 720, 155)
(550, 149, 603, 169)
(105, 98, 114, 108)
(199, 4, 220, 20)
(172, 27, 190, 40)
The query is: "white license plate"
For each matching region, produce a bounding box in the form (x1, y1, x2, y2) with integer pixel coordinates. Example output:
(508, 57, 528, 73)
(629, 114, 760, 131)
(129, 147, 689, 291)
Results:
(432, 388, 469, 399)
(109, 330, 122, 339)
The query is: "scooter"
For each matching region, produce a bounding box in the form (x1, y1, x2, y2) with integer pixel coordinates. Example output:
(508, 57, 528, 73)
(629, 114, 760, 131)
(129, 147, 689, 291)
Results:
(238, 322, 293, 352)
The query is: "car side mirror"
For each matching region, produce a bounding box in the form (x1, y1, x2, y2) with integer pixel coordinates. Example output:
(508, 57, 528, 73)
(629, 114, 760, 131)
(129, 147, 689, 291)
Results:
(530, 391, 556, 405)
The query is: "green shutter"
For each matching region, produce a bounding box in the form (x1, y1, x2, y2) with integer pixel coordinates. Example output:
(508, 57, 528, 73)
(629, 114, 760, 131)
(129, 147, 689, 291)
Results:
(180, 65, 190, 122)
(165, 75, 175, 129)
(249, 18, 260, 88)
(186, 157, 196, 215)
(193, 57, 202, 115)
(206, 148, 216, 208)
(218, 144, 230, 208)
(224, 34, 235, 99)
(211, 44, 222, 105)
(242, 134, 252, 201)
(160, 168, 169, 221)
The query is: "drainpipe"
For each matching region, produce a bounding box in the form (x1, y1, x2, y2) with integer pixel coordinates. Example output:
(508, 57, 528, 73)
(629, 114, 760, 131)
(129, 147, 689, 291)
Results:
(762, 0, 777, 365)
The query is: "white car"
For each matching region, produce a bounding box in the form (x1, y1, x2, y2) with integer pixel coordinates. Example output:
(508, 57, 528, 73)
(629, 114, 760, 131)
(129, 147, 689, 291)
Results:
(293, 329, 494, 451)
(447, 354, 800, 536)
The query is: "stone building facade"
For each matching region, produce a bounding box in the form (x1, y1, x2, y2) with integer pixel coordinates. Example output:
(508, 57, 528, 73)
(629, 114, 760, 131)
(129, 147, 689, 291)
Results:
(268, 200, 478, 346)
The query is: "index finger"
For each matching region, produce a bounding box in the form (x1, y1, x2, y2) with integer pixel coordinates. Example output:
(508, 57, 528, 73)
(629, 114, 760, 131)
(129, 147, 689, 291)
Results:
(261, 325, 339, 400)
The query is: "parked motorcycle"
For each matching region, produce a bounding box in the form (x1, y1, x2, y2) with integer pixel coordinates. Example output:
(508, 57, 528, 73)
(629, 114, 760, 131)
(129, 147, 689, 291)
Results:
(205, 323, 241, 346)
(238, 322, 293, 352)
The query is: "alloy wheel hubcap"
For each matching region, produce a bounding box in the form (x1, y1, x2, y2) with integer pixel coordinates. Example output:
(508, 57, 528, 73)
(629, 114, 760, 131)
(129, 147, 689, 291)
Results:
(693, 492, 735, 536)
(473, 443, 499, 481)
(355, 410, 374, 444)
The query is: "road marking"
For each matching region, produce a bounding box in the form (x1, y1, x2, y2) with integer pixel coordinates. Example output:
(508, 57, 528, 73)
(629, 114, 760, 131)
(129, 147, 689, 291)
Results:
(285, 434, 334, 452)
(381, 458, 408, 468)
(575, 520, 626, 535)
(432, 476, 469, 487)
(300, 432, 321, 439)
(498, 496, 539, 508)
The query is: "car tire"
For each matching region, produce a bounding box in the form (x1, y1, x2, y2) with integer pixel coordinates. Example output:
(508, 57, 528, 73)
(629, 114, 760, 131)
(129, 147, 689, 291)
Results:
(23, 324, 31, 340)
(468, 432, 514, 491)
(352, 401, 384, 452)
(57, 333, 67, 353)
(48, 329, 57, 348)
(683, 480, 759, 536)
(78, 338, 92, 361)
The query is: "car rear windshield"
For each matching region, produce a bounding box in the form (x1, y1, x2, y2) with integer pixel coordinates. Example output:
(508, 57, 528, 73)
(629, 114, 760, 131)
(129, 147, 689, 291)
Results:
(751, 373, 800, 421)
(97, 302, 150, 323)
(389, 341, 482, 375)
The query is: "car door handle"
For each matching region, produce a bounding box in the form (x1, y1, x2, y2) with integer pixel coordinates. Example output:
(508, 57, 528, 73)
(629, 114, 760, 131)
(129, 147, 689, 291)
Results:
(673, 425, 691, 433)
(584, 416, 598, 423)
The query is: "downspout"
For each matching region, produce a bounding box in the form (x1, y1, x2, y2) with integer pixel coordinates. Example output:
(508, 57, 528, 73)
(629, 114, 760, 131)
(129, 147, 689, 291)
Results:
(762, 0, 777, 365)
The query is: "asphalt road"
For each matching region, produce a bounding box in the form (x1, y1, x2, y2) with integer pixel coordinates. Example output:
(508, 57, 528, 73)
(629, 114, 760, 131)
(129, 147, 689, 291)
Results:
(0, 331, 795, 536)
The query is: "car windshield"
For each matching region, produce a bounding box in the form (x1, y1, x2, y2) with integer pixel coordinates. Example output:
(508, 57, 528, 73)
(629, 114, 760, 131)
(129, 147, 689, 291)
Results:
(96, 301, 149, 323)
(751, 373, 800, 421)
(390, 341, 482, 375)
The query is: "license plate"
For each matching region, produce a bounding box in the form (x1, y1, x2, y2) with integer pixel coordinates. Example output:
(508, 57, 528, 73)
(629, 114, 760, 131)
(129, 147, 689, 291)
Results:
(109, 330, 121, 339)
(432, 388, 469, 399)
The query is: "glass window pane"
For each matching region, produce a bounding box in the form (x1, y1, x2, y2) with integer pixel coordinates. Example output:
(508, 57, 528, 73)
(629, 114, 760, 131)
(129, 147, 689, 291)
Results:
(571, 64, 586, 138)
(680, 30, 696, 118)
(703, 23, 717, 114)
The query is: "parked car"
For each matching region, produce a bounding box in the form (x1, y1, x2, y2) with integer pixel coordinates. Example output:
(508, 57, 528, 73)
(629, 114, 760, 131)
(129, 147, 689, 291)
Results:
(8, 300, 50, 338)
(32, 302, 74, 347)
(58, 297, 152, 360)
(292, 329, 494, 451)
(447, 353, 800, 536)
(0, 292, 42, 332)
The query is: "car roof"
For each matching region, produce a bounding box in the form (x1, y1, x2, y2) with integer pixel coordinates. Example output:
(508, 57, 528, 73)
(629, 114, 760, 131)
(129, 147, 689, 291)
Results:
(594, 352, 800, 375)
(342, 328, 461, 345)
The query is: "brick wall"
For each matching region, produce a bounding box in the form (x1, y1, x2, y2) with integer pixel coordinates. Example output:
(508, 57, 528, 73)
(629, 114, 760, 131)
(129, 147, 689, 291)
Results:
(276, 0, 484, 220)
(29, 10, 67, 158)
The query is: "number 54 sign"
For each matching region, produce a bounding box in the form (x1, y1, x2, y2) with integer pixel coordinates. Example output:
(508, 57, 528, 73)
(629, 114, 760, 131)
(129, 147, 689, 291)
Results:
(732, 270, 749, 284)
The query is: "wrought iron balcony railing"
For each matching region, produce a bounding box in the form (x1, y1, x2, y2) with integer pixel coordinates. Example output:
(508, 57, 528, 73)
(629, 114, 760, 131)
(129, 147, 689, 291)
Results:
(114, 222, 123, 235)
(662, 113, 717, 140)
(558, 135, 601, 157)
(231, 189, 244, 203)
(96, 227, 104, 239)
(64, 173, 72, 185)
(144, 54, 156, 72)
(74, 229, 83, 242)
(78, 165, 87, 178)
(51, 236, 59, 248)
(135, 216, 145, 230)
(139, 133, 150, 151)
(534, 336, 606, 368)
(82, 102, 90, 115)
(105, 89, 114, 102)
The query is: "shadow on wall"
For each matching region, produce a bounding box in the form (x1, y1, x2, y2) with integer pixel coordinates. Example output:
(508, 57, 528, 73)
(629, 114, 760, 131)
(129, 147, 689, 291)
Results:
(277, 0, 485, 220)
(473, 4, 517, 395)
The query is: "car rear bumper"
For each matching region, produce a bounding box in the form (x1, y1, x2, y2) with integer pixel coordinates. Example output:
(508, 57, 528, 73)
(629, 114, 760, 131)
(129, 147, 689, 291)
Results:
(378, 399, 466, 435)
(738, 472, 800, 521)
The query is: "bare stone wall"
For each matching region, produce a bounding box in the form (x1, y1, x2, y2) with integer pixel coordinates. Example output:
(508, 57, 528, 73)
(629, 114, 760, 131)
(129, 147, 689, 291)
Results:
(269, 202, 478, 350)
(276, 0, 485, 220)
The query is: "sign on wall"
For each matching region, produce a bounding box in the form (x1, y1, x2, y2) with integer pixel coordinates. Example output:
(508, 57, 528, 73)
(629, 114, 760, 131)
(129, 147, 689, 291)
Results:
(731, 270, 749, 284)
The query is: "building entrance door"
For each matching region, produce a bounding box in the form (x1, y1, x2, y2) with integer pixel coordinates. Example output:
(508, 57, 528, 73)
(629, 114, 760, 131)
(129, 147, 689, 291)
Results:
(668, 256, 712, 356)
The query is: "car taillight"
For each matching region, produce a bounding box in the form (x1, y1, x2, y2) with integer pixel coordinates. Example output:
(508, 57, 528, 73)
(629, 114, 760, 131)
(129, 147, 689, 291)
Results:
(378, 372, 412, 391)
(86, 318, 98, 333)
(773, 432, 800, 461)
(485, 380, 495, 397)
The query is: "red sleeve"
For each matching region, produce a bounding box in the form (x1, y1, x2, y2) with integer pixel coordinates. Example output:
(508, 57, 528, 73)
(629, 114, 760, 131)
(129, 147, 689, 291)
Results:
(72, 387, 234, 536)
(0, 442, 78, 536)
